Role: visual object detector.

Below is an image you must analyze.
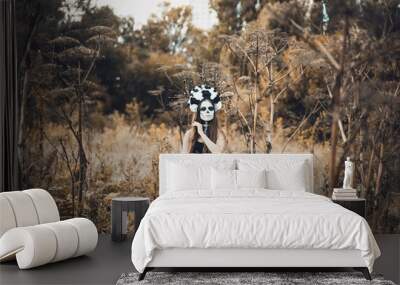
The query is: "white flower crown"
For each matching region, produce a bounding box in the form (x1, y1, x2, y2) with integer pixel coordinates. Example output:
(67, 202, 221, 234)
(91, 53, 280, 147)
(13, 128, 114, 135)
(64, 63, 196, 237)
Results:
(188, 85, 222, 113)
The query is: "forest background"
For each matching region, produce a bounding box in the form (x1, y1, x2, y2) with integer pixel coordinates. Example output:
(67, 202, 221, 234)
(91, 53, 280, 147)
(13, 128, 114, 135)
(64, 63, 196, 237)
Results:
(16, 0, 400, 233)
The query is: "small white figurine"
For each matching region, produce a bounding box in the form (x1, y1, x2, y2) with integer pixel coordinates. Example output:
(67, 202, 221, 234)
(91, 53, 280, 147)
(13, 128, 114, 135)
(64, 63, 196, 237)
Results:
(343, 157, 354, 189)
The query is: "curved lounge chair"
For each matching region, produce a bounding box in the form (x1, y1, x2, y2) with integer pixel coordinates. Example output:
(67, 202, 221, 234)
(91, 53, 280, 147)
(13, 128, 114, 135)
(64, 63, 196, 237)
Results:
(0, 189, 98, 269)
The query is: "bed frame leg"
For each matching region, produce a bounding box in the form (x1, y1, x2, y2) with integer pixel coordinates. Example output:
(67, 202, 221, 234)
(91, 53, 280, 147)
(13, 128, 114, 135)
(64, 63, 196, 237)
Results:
(138, 268, 148, 281)
(354, 267, 371, 280)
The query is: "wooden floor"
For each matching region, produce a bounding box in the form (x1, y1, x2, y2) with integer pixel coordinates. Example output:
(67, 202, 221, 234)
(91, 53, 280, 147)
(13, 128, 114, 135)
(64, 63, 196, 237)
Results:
(0, 234, 398, 285)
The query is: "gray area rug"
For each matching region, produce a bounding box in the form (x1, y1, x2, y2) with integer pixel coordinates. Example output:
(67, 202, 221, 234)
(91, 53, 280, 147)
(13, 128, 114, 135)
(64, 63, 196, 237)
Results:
(116, 272, 396, 285)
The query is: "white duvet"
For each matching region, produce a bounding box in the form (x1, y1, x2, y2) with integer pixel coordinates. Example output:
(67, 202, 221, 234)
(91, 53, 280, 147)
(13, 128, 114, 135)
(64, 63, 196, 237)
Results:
(131, 190, 380, 273)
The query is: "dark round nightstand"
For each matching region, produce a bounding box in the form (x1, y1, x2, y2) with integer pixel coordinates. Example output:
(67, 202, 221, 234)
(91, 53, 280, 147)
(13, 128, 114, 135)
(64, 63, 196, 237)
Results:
(332, 198, 366, 218)
(111, 197, 150, 242)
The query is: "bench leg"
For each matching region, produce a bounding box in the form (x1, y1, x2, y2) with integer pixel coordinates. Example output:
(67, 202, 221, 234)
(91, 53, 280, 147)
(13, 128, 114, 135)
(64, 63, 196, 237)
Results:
(354, 267, 371, 280)
(138, 268, 148, 281)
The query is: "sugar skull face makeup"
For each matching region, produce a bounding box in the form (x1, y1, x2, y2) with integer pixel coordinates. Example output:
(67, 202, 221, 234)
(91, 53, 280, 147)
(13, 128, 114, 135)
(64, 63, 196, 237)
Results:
(199, 99, 215, 122)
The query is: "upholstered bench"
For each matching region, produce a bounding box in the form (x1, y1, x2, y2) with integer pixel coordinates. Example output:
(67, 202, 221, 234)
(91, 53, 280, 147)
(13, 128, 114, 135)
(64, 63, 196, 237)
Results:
(0, 189, 98, 269)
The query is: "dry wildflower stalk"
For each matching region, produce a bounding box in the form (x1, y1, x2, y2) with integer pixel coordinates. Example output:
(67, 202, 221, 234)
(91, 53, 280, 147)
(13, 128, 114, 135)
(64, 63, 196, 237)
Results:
(221, 27, 294, 153)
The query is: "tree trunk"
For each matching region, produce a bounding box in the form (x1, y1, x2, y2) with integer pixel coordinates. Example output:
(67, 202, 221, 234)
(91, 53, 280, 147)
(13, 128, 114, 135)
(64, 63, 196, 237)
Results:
(76, 59, 88, 216)
(77, 91, 87, 216)
(252, 35, 260, 154)
(358, 110, 368, 196)
(328, 15, 349, 196)
(364, 144, 375, 194)
(375, 143, 384, 194)
(17, 71, 29, 184)
(17, 13, 41, 184)
(305, 0, 314, 21)
(78, 92, 83, 203)
(265, 62, 274, 154)
(328, 82, 340, 193)
(71, 177, 76, 217)
(266, 91, 274, 154)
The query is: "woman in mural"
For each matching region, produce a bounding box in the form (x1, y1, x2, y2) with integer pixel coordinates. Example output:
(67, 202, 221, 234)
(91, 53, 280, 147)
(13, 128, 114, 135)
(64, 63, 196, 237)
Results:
(181, 85, 226, 153)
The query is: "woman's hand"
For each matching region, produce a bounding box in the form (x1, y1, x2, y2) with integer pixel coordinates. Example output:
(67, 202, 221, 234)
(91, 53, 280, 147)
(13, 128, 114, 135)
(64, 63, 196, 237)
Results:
(192, 121, 204, 134)
(184, 122, 225, 153)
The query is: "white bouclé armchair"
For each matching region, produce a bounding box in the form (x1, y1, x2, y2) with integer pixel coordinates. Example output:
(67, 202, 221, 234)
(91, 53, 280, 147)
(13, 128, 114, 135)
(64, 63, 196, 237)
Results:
(0, 189, 98, 269)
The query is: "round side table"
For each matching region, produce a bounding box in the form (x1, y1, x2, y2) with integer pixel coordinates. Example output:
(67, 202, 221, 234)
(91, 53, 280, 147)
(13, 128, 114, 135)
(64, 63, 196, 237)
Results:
(111, 197, 150, 242)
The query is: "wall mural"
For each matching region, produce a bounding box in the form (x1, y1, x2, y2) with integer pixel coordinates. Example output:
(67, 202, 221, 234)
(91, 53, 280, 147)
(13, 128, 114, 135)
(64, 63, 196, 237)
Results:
(16, 0, 400, 233)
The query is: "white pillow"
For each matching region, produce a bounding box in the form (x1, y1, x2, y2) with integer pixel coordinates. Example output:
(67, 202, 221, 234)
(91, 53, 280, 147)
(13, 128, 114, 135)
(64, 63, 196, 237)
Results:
(167, 162, 211, 191)
(238, 159, 308, 191)
(236, 169, 267, 189)
(167, 159, 236, 192)
(266, 165, 307, 191)
(211, 168, 267, 190)
(211, 168, 237, 190)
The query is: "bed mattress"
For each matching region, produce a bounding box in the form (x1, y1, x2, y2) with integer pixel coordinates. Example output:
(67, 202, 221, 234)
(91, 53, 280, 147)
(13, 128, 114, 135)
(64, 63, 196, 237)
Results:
(131, 190, 380, 273)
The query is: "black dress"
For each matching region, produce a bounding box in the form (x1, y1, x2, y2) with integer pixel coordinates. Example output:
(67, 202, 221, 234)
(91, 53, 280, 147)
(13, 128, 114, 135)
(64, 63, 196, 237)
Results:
(192, 126, 210, 153)
(192, 141, 205, 153)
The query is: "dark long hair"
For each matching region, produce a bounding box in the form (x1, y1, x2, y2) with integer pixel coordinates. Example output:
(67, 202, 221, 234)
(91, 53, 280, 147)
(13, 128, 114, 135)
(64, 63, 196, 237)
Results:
(189, 106, 219, 153)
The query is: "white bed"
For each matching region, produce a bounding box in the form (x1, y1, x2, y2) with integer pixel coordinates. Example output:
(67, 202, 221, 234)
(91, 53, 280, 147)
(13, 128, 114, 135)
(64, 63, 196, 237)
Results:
(131, 154, 380, 280)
